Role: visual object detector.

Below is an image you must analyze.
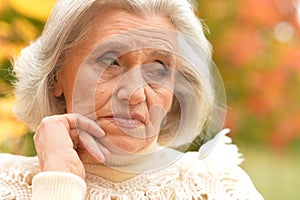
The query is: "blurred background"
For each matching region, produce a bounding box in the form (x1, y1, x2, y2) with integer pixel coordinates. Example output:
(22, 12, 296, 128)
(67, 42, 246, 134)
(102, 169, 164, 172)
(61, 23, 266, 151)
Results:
(0, 0, 299, 199)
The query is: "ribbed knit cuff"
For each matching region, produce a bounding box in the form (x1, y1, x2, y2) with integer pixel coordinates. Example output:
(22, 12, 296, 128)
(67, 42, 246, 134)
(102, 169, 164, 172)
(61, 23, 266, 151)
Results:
(32, 171, 86, 200)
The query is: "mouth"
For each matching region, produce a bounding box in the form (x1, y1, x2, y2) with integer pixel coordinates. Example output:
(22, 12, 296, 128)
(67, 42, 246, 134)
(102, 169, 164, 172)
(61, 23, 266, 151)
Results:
(103, 112, 147, 128)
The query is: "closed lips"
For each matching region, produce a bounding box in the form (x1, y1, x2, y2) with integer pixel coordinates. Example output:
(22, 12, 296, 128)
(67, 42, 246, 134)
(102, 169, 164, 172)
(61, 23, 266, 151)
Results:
(104, 112, 147, 128)
(113, 117, 144, 128)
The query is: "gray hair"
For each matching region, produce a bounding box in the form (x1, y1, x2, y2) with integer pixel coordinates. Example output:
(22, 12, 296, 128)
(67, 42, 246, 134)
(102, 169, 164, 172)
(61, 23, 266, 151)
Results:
(13, 0, 216, 149)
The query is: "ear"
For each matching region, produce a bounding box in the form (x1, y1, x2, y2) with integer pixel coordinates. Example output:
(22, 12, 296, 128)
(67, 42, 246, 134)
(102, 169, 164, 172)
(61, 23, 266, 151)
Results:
(53, 71, 64, 97)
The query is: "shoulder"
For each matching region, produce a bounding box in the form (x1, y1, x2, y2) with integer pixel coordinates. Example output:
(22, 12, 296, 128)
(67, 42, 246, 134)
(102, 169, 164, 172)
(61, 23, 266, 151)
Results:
(0, 153, 40, 199)
(0, 153, 40, 175)
(175, 129, 264, 199)
(180, 129, 243, 168)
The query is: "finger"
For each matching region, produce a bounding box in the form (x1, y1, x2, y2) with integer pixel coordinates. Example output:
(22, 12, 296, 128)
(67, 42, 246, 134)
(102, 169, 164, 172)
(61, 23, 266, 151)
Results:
(97, 136, 126, 154)
(65, 113, 105, 139)
(96, 141, 110, 157)
(70, 127, 110, 157)
(69, 128, 80, 149)
(78, 130, 106, 162)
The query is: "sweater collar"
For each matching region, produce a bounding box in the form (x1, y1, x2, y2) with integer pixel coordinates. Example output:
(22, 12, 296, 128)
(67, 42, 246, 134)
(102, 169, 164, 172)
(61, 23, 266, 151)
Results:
(82, 142, 183, 182)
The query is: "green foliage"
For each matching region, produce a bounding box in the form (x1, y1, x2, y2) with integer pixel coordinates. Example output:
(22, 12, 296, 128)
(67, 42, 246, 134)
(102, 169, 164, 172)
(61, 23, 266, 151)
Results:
(0, 3, 46, 155)
(0, 59, 15, 85)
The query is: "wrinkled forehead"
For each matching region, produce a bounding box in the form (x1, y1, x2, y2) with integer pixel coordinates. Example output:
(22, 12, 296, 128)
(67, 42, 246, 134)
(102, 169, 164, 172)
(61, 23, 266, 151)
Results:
(87, 28, 178, 60)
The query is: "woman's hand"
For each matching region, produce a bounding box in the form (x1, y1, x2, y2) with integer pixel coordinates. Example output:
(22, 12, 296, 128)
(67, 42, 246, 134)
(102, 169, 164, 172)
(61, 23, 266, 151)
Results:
(34, 113, 108, 179)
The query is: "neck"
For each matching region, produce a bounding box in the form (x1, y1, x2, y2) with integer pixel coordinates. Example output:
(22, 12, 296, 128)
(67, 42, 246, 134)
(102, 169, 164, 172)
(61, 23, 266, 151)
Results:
(84, 161, 136, 182)
(81, 142, 183, 183)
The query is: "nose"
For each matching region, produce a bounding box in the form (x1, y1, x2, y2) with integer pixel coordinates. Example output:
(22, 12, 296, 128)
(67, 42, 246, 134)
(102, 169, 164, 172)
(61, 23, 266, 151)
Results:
(116, 67, 146, 106)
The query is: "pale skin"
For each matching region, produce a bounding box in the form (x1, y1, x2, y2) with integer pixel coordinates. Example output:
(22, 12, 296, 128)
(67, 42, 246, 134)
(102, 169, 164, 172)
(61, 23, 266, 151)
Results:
(34, 8, 177, 180)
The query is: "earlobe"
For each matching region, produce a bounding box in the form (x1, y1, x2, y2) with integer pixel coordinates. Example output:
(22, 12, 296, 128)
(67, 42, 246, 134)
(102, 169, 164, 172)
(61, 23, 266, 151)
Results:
(53, 73, 64, 97)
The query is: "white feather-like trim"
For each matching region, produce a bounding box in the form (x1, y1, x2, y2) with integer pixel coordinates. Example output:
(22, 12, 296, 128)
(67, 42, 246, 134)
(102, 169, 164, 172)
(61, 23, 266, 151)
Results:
(198, 129, 244, 169)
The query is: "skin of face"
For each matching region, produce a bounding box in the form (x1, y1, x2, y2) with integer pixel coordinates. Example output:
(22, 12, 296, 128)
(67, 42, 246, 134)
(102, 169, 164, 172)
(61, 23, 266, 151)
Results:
(54, 8, 177, 153)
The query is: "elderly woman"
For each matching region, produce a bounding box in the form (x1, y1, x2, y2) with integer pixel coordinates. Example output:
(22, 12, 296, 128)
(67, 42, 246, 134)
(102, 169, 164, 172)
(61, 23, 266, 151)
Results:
(0, 0, 263, 199)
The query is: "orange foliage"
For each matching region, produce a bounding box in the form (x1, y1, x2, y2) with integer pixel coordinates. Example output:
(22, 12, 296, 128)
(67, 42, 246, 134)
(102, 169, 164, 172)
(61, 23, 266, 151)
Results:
(0, 0, 299, 153)
(0, 1, 54, 153)
(199, 0, 300, 151)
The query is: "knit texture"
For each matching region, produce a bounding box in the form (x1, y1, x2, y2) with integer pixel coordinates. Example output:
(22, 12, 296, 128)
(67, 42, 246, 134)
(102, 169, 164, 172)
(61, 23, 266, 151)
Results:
(0, 131, 264, 200)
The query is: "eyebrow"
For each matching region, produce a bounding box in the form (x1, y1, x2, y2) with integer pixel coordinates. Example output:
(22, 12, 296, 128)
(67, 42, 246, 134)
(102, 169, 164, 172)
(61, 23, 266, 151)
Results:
(150, 50, 174, 58)
(93, 41, 132, 54)
(87, 41, 176, 65)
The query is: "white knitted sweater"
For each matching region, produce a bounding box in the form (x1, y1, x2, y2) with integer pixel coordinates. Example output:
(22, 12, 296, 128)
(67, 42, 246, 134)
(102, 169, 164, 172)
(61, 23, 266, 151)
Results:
(0, 130, 263, 200)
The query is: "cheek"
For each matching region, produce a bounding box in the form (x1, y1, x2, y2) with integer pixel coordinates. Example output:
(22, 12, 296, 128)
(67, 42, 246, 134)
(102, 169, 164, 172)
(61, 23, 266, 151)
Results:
(61, 74, 78, 113)
(161, 89, 174, 111)
(156, 75, 175, 111)
(147, 86, 174, 112)
(64, 67, 105, 115)
(94, 79, 118, 110)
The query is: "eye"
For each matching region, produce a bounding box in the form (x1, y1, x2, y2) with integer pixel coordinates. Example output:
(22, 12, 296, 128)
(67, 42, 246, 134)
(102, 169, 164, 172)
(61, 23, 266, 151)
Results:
(154, 60, 170, 77)
(95, 51, 120, 66)
(142, 60, 172, 85)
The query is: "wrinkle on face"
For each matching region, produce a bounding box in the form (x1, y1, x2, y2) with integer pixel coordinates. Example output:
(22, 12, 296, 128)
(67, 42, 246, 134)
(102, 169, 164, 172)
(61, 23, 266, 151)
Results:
(56, 7, 177, 153)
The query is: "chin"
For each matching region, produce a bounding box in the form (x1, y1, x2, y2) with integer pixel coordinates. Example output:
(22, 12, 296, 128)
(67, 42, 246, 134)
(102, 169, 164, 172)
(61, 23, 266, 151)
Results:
(106, 134, 156, 153)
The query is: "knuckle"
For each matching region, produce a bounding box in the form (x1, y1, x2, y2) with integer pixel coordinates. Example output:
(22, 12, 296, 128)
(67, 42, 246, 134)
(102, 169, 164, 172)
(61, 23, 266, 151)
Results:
(40, 116, 56, 125)
(37, 115, 69, 133)
(40, 115, 65, 125)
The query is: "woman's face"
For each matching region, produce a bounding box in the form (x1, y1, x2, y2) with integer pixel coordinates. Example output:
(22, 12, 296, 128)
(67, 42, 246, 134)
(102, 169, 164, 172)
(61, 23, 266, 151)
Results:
(55, 8, 177, 153)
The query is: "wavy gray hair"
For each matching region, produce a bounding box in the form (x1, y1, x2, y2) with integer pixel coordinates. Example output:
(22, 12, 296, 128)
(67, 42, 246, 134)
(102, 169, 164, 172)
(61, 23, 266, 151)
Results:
(13, 0, 215, 149)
